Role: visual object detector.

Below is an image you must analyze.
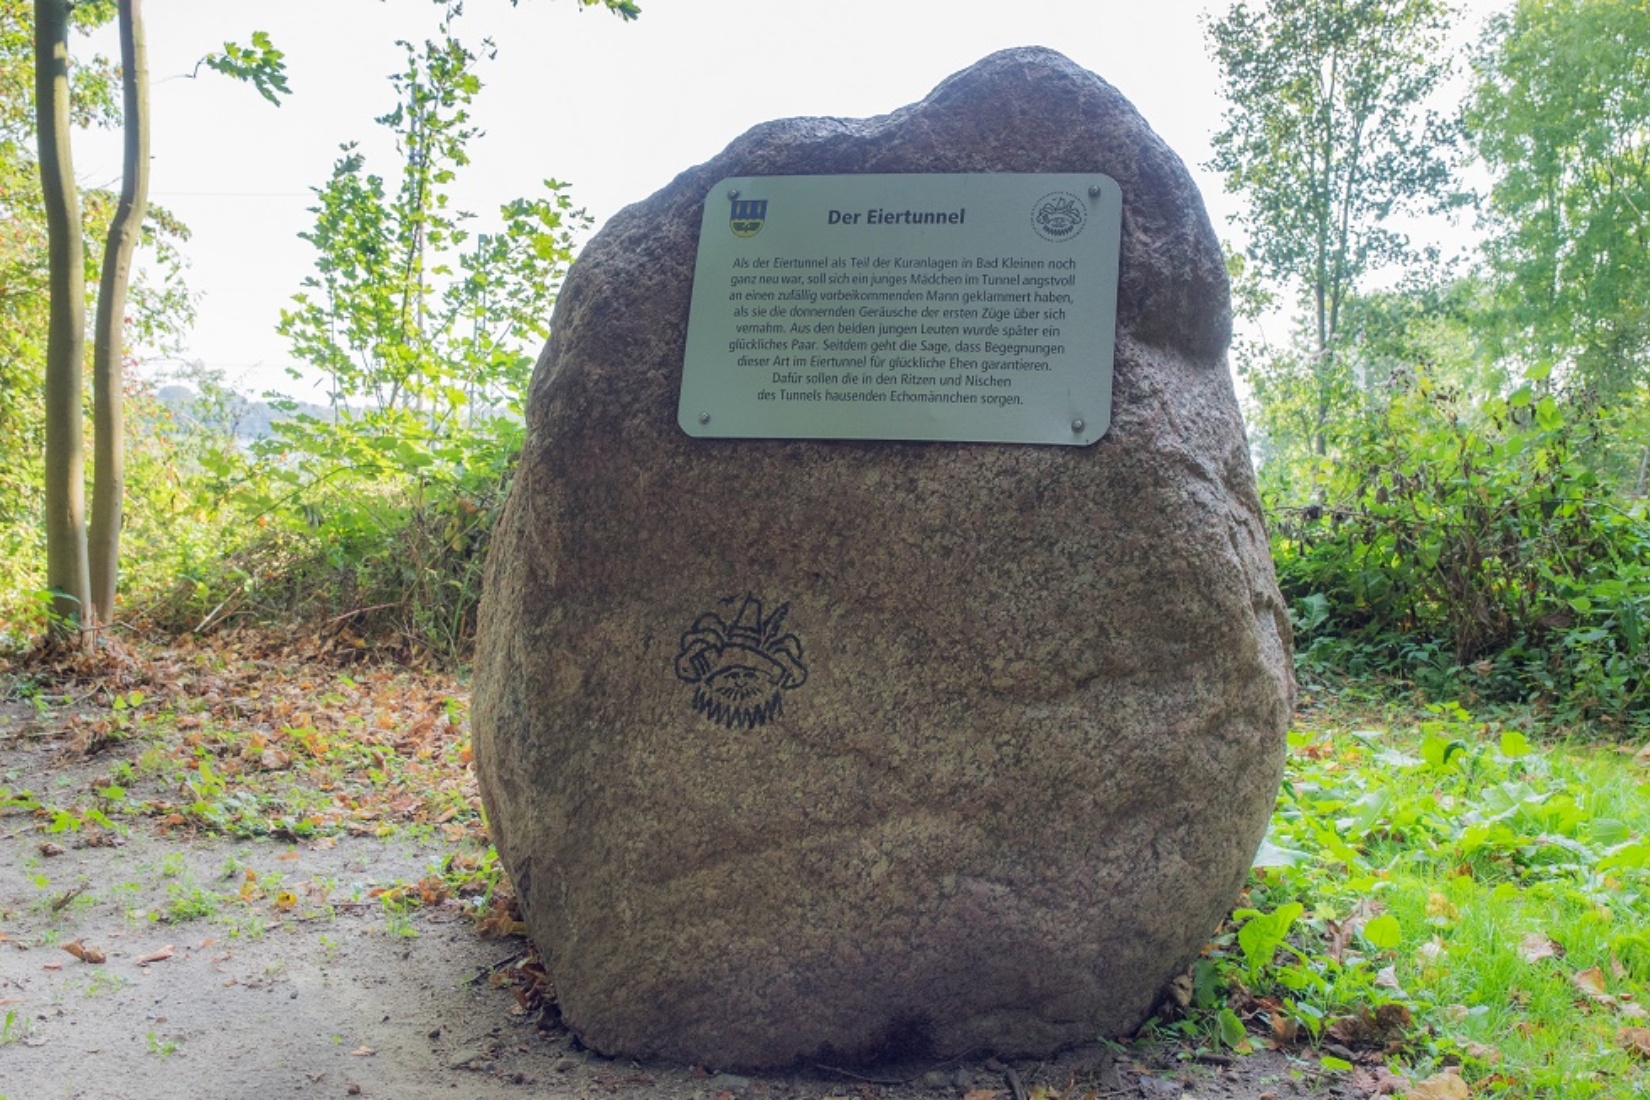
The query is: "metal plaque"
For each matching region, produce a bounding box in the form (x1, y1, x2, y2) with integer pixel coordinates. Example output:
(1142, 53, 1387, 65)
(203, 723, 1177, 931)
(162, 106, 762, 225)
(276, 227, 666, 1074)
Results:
(679, 173, 1121, 445)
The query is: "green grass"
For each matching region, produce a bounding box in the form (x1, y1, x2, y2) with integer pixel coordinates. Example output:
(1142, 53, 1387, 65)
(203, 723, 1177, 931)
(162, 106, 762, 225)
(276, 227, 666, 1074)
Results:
(1181, 699, 1650, 1097)
(0, 1008, 29, 1046)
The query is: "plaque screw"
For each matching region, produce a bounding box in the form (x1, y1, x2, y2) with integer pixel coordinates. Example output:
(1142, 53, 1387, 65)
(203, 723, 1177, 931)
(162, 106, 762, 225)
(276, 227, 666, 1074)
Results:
(727, 189, 740, 201)
(698, 412, 711, 425)
(1088, 185, 1102, 198)
(1072, 418, 1086, 433)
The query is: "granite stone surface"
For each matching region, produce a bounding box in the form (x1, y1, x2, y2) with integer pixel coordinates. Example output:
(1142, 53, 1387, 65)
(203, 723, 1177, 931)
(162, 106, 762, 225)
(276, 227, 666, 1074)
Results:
(473, 46, 1294, 1068)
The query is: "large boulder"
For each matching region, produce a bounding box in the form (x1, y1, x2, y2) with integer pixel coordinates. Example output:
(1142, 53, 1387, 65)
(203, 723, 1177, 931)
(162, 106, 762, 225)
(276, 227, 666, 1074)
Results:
(473, 46, 1293, 1068)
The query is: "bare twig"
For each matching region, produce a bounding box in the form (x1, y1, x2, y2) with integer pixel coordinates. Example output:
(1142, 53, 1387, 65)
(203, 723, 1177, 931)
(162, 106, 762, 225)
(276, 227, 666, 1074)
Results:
(468, 950, 529, 985)
(811, 1064, 920, 1086)
(49, 883, 89, 912)
(322, 603, 404, 628)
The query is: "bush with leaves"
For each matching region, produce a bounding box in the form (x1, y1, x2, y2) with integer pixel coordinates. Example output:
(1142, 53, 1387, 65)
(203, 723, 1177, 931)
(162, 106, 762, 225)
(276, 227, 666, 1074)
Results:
(138, 17, 586, 662)
(1272, 364, 1649, 725)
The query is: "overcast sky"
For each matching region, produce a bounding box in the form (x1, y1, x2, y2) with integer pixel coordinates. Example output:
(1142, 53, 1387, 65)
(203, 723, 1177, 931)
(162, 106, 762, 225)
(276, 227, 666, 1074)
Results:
(71, 0, 1496, 399)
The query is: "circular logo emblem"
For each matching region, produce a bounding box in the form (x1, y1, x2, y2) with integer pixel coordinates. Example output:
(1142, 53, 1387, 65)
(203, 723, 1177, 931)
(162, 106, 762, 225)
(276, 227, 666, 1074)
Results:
(1030, 191, 1087, 243)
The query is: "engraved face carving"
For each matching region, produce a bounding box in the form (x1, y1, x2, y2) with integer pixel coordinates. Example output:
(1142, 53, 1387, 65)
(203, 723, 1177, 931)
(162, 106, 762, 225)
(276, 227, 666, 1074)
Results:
(674, 595, 807, 729)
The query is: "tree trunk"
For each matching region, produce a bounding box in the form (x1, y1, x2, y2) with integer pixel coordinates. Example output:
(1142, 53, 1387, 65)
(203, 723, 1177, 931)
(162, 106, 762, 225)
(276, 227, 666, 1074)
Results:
(34, 0, 91, 642)
(90, 0, 150, 629)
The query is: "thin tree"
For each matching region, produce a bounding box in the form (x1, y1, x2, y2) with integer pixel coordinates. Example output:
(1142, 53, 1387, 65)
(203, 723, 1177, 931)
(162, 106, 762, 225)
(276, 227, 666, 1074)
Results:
(89, 0, 149, 630)
(33, 0, 89, 643)
(1207, 0, 1459, 462)
(31, 1, 285, 647)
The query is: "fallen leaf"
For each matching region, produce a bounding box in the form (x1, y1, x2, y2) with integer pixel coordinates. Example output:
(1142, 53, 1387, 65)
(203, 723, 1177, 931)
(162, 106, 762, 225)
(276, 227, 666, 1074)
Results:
(62, 940, 106, 964)
(1369, 1065, 1410, 1094)
(136, 945, 175, 965)
(1327, 1003, 1412, 1047)
(350, 1046, 377, 1057)
(1518, 932, 1560, 963)
(1375, 965, 1404, 992)
(1403, 1067, 1469, 1099)
(1462, 1040, 1501, 1064)
(1573, 966, 1612, 1002)
(260, 747, 292, 770)
(1620, 1027, 1650, 1059)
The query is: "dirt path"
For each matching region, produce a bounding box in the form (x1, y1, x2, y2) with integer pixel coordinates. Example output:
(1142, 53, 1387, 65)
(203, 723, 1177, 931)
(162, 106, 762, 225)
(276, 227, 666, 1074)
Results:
(2, 655, 1351, 1100)
(2, 829, 567, 1099)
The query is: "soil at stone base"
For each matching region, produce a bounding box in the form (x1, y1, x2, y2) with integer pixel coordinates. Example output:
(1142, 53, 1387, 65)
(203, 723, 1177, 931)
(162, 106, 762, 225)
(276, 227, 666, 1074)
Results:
(1, 703, 1364, 1100)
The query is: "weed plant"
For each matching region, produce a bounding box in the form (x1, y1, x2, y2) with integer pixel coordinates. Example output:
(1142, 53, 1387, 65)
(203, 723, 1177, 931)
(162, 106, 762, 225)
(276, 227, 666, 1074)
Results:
(1184, 699, 1650, 1097)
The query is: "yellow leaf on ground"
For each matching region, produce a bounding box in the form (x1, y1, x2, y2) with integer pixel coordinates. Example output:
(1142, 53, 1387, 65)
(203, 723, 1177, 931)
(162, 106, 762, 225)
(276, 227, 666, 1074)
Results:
(1620, 1027, 1650, 1059)
(62, 939, 106, 964)
(1426, 892, 1459, 921)
(1403, 1068, 1469, 1099)
(1573, 966, 1612, 1002)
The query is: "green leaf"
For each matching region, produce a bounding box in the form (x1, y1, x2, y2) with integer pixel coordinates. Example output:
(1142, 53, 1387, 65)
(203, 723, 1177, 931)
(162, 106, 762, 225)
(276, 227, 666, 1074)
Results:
(1535, 395, 1562, 431)
(1253, 828, 1314, 868)
(1237, 902, 1304, 978)
(1344, 789, 1392, 835)
(204, 32, 292, 106)
(1362, 913, 1403, 950)
(1421, 736, 1468, 771)
(1600, 840, 1650, 873)
(1192, 959, 1223, 1009)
